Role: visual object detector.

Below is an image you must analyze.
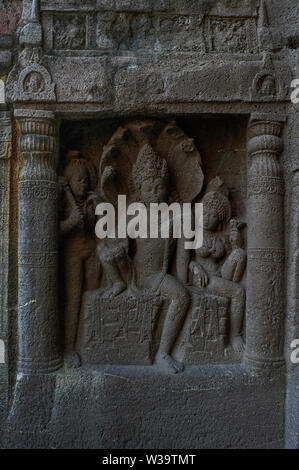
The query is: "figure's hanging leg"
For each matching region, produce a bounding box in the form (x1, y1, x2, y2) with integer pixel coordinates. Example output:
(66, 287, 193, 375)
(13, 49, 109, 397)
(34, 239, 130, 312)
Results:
(208, 276, 245, 352)
(64, 256, 83, 367)
(155, 275, 190, 374)
(229, 286, 245, 352)
(101, 259, 127, 297)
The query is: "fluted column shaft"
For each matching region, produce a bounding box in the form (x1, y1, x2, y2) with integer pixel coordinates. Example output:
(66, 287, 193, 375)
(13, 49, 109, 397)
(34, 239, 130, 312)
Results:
(245, 117, 285, 368)
(16, 109, 62, 373)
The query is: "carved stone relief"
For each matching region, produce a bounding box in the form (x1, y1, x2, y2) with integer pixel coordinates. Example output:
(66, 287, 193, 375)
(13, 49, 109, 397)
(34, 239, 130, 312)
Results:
(169, 163, 248, 366)
(41, 9, 259, 55)
(53, 14, 87, 50)
(2, 0, 294, 451)
(5, 3, 56, 103)
(204, 16, 258, 53)
(58, 119, 247, 372)
(59, 155, 100, 368)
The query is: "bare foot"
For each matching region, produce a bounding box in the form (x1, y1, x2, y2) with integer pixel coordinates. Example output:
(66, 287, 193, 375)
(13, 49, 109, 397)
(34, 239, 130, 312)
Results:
(230, 335, 245, 353)
(102, 281, 126, 298)
(112, 281, 126, 296)
(64, 351, 81, 368)
(156, 352, 184, 374)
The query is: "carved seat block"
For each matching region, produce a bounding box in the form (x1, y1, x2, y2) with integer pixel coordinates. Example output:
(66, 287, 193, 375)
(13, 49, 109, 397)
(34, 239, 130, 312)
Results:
(182, 286, 230, 364)
(77, 290, 162, 365)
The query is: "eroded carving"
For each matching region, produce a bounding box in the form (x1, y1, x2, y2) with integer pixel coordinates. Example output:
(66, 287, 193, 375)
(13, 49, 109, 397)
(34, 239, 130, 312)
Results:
(59, 119, 250, 371)
(96, 12, 204, 52)
(251, 54, 283, 102)
(53, 15, 87, 50)
(78, 292, 162, 365)
(189, 177, 246, 354)
(71, 120, 206, 372)
(129, 144, 191, 374)
(6, 2, 56, 103)
(60, 157, 100, 368)
(205, 16, 258, 53)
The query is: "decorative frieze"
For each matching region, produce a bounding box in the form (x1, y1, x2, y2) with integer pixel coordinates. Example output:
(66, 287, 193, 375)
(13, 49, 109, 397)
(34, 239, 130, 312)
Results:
(53, 14, 87, 50)
(247, 176, 284, 197)
(19, 252, 58, 267)
(204, 16, 258, 53)
(248, 248, 285, 263)
(20, 181, 58, 200)
(42, 10, 258, 54)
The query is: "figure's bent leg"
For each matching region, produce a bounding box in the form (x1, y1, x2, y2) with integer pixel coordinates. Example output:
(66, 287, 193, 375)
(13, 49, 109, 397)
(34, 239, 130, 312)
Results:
(101, 259, 127, 297)
(221, 248, 246, 283)
(229, 286, 245, 351)
(64, 255, 83, 367)
(208, 276, 245, 352)
(155, 275, 190, 374)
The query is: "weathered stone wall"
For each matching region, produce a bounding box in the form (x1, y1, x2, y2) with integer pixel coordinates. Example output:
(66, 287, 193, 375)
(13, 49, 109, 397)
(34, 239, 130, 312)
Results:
(0, 0, 298, 449)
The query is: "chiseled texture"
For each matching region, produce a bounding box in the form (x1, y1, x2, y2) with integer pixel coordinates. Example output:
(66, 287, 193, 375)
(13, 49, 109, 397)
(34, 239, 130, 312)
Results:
(0, 0, 298, 449)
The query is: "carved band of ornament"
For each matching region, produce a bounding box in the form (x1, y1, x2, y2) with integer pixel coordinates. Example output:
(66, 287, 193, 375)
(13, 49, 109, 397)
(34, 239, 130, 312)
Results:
(19, 134, 56, 153)
(248, 155, 281, 178)
(19, 119, 56, 137)
(247, 176, 284, 196)
(247, 135, 283, 157)
(18, 354, 62, 373)
(244, 353, 285, 368)
(20, 181, 58, 200)
(247, 121, 283, 140)
(0, 116, 11, 128)
(248, 248, 285, 263)
(0, 137, 12, 160)
(19, 252, 57, 267)
(0, 126, 12, 141)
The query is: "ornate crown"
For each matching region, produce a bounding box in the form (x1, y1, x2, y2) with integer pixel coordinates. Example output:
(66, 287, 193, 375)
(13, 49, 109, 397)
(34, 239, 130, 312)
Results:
(132, 144, 169, 189)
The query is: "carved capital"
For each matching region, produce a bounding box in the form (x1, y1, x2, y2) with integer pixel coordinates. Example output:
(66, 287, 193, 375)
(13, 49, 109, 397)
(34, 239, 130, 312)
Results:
(15, 109, 56, 136)
(15, 109, 57, 181)
(247, 118, 284, 177)
(0, 112, 12, 161)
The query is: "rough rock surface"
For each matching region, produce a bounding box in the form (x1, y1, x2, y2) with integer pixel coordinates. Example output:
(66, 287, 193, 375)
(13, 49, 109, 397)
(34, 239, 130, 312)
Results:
(0, 0, 298, 449)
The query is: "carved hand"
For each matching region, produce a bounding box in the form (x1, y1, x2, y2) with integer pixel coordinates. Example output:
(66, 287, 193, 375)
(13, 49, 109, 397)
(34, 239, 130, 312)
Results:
(87, 191, 101, 208)
(68, 206, 85, 230)
(189, 261, 209, 288)
(229, 219, 245, 249)
(210, 237, 225, 259)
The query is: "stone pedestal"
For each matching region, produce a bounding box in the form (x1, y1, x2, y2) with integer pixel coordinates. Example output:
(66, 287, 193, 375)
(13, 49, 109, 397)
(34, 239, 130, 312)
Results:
(38, 366, 285, 449)
(181, 287, 230, 364)
(77, 290, 163, 365)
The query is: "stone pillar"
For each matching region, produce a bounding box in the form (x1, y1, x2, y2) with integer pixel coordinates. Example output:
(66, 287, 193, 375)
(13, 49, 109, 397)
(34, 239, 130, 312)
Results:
(245, 115, 285, 369)
(16, 109, 62, 374)
(0, 111, 12, 424)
